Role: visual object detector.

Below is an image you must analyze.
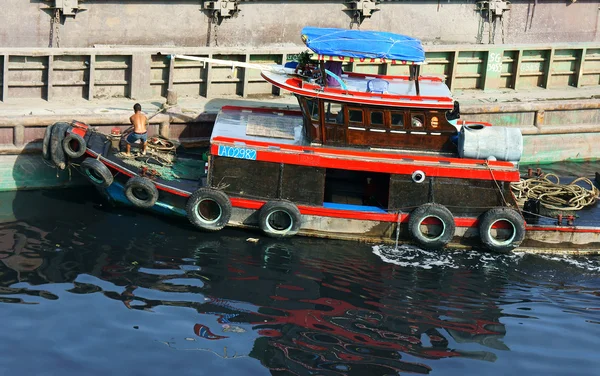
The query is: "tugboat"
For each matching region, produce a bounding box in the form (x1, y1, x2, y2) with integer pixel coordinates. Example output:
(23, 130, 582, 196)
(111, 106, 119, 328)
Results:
(42, 27, 600, 254)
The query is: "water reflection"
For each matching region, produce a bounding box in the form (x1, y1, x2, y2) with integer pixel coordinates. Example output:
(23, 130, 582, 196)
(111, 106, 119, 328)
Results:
(0, 189, 599, 375)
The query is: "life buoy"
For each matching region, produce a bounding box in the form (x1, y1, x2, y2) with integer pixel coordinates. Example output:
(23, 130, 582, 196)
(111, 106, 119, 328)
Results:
(479, 207, 525, 253)
(408, 203, 455, 250)
(81, 158, 113, 188)
(62, 132, 87, 158)
(42, 123, 55, 161)
(50, 122, 70, 170)
(124, 176, 158, 208)
(258, 200, 302, 238)
(186, 188, 232, 232)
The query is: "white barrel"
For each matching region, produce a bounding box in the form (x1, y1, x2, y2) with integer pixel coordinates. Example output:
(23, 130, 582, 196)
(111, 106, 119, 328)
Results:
(458, 124, 523, 162)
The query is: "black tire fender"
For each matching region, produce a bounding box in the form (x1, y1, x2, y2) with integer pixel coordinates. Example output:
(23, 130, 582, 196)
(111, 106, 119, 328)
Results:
(42, 123, 55, 161)
(80, 158, 114, 188)
(186, 188, 232, 232)
(124, 176, 159, 209)
(479, 207, 525, 253)
(408, 203, 456, 250)
(50, 122, 70, 169)
(62, 132, 87, 159)
(258, 200, 302, 238)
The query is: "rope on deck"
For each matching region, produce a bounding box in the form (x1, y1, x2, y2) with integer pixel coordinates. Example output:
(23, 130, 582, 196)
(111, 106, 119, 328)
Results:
(510, 173, 600, 211)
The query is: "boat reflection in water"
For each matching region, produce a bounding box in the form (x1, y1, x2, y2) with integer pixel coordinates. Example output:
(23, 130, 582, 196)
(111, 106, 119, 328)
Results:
(0, 208, 515, 375)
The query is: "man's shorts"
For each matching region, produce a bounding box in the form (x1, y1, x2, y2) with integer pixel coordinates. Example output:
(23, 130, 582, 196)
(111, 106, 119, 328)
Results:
(127, 132, 147, 144)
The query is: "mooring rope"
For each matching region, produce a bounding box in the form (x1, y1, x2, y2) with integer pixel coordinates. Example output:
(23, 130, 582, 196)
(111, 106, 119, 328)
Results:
(510, 173, 600, 211)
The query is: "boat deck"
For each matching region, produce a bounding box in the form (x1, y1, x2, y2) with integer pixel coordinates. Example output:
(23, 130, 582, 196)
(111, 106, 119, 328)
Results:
(86, 131, 205, 194)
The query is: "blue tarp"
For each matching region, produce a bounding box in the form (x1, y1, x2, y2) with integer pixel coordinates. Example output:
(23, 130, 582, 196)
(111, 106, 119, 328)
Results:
(301, 27, 425, 63)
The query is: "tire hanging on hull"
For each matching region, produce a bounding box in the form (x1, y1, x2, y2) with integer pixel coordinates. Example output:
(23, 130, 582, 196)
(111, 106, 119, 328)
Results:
(50, 122, 70, 170)
(478, 207, 525, 253)
(124, 176, 159, 208)
(408, 203, 456, 250)
(258, 200, 302, 238)
(42, 123, 55, 161)
(62, 132, 87, 159)
(81, 158, 114, 188)
(186, 188, 232, 232)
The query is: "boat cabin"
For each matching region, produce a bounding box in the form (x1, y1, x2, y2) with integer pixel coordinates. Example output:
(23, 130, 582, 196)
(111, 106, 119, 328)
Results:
(297, 95, 459, 152)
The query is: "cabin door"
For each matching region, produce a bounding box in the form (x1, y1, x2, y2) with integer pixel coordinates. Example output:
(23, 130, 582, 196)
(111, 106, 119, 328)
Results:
(323, 101, 346, 145)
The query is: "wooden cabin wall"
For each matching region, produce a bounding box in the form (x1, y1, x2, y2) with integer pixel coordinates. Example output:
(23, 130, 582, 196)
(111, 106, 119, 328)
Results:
(210, 156, 325, 205)
(389, 174, 510, 216)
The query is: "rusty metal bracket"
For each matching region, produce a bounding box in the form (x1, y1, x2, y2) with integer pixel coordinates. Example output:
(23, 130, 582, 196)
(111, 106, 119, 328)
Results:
(44, 0, 86, 18)
(345, 0, 380, 26)
(203, 0, 240, 22)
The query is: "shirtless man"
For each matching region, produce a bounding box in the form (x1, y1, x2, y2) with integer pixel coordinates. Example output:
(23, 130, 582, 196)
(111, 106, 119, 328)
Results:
(126, 103, 148, 156)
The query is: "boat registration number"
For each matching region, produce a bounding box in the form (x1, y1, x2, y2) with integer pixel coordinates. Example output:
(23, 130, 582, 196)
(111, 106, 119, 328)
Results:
(217, 145, 257, 160)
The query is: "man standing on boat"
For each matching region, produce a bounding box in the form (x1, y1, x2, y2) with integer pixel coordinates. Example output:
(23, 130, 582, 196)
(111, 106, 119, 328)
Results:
(126, 103, 148, 156)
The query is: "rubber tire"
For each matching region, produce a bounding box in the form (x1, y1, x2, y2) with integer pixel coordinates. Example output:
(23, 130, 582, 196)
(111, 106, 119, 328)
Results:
(479, 207, 525, 253)
(42, 123, 55, 161)
(408, 203, 456, 250)
(50, 122, 70, 170)
(186, 188, 232, 232)
(258, 200, 302, 238)
(124, 177, 158, 209)
(81, 158, 114, 188)
(62, 132, 87, 159)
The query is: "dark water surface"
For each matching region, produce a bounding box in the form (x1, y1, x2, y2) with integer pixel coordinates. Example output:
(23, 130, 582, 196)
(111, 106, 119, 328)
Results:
(1, 185, 600, 375)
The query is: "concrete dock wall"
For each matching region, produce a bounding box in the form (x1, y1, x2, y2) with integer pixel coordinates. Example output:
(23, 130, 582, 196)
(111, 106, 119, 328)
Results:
(3, 1, 599, 48)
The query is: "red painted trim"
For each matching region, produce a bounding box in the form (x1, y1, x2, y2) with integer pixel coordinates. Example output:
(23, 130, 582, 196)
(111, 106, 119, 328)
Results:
(210, 138, 520, 182)
(526, 225, 600, 234)
(230, 197, 478, 226)
(287, 75, 453, 103)
(70, 121, 88, 137)
(220, 105, 302, 117)
(262, 73, 454, 110)
(211, 136, 516, 169)
(344, 71, 444, 82)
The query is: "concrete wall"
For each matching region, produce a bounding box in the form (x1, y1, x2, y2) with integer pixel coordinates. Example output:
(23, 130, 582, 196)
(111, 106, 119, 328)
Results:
(2, 1, 599, 48)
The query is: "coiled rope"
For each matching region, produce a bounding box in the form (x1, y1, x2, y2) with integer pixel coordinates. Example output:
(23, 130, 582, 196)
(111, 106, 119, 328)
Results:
(510, 173, 600, 211)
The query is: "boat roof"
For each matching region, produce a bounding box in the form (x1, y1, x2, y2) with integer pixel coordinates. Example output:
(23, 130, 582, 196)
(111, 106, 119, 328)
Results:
(261, 70, 454, 109)
(301, 27, 425, 64)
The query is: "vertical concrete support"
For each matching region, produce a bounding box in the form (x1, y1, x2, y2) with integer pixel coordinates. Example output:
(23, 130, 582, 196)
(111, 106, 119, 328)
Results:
(535, 110, 545, 129)
(448, 51, 459, 91)
(130, 53, 152, 100)
(14, 125, 24, 147)
(513, 50, 523, 90)
(544, 48, 555, 89)
(242, 53, 250, 98)
(205, 53, 213, 99)
(483, 48, 504, 91)
(159, 120, 170, 139)
(88, 54, 95, 100)
(575, 48, 587, 88)
(2, 54, 8, 102)
(47, 55, 54, 101)
(167, 54, 175, 91)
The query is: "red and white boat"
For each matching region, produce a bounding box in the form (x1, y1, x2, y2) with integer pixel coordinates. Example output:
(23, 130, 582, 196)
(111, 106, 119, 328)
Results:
(43, 27, 600, 254)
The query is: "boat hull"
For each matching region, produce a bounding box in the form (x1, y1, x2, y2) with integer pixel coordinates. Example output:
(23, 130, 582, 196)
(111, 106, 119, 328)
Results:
(99, 179, 600, 255)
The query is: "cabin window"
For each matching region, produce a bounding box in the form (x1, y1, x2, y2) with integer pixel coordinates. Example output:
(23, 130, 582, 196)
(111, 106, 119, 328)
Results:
(390, 112, 405, 128)
(306, 99, 319, 120)
(370, 111, 385, 128)
(410, 113, 425, 128)
(324, 101, 344, 125)
(348, 109, 363, 124)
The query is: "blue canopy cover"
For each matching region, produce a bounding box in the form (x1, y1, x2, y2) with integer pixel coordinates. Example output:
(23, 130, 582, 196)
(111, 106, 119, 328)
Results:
(300, 27, 425, 63)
